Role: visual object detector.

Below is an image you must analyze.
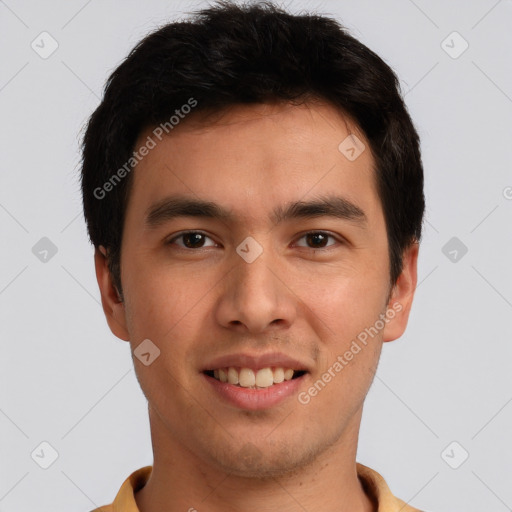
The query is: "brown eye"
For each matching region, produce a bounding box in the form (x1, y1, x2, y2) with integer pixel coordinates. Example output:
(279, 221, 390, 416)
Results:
(295, 231, 338, 249)
(169, 231, 216, 249)
(182, 233, 206, 248)
(307, 233, 327, 248)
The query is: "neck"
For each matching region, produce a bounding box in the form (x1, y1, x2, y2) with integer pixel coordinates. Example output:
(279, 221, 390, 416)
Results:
(135, 407, 376, 512)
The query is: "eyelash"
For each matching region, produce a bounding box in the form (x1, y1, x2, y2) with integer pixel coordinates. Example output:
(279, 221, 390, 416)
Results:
(166, 230, 342, 250)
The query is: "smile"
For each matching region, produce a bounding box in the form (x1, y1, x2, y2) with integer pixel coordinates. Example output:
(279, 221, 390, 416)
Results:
(204, 367, 307, 389)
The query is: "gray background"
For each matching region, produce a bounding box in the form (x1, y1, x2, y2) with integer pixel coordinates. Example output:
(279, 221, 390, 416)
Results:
(1, 0, 511, 511)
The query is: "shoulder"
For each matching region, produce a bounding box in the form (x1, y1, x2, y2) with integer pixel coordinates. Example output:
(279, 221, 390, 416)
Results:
(356, 462, 427, 512)
(88, 465, 152, 512)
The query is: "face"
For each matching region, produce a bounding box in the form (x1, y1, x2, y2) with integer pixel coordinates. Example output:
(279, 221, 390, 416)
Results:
(96, 101, 417, 478)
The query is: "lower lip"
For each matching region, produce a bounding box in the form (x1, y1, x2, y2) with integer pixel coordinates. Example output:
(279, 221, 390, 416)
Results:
(203, 373, 307, 411)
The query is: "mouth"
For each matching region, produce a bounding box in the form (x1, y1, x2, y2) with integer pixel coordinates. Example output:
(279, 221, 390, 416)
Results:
(203, 367, 308, 389)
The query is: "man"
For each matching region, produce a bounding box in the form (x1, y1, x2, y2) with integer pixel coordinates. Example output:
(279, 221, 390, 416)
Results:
(82, 1, 426, 510)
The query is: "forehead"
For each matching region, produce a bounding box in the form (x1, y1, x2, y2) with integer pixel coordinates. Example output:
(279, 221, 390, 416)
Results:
(124, 101, 381, 229)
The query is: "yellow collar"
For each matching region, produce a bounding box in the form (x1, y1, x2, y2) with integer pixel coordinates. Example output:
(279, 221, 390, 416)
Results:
(92, 463, 422, 512)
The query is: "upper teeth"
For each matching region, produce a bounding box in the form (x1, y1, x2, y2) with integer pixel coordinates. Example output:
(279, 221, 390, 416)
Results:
(213, 367, 296, 388)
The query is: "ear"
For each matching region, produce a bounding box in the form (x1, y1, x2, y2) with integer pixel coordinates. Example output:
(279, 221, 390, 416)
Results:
(94, 245, 130, 341)
(382, 242, 419, 343)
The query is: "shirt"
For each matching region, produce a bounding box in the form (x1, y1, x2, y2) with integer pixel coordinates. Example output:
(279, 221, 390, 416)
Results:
(91, 463, 423, 512)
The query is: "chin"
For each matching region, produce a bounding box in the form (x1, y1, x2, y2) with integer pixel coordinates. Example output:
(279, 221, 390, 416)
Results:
(204, 439, 321, 480)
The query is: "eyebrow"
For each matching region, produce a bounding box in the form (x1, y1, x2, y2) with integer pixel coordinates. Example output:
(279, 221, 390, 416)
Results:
(144, 194, 367, 229)
(272, 195, 366, 225)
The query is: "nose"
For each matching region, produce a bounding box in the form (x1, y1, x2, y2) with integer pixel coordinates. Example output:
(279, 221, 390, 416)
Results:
(214, 248, 297, 334)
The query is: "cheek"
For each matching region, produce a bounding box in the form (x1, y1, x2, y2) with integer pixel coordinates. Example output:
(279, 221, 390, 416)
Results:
(122, 267, 206, 399)
(122, 258, 209, 350)
(300, 270, 388, 397)
(302, 275, 385, 411)
(304, 268, 388, 334)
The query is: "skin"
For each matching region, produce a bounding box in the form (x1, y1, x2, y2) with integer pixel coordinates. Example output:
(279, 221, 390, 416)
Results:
(95, 100, 418, 512)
